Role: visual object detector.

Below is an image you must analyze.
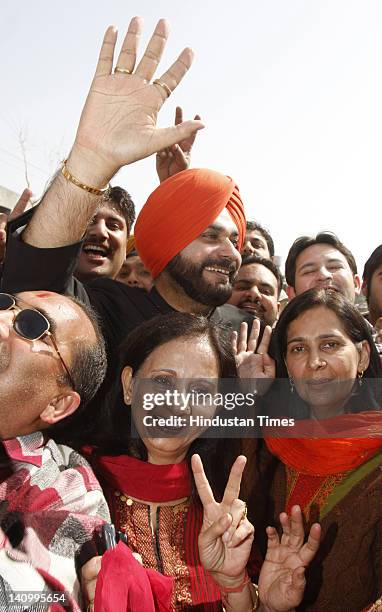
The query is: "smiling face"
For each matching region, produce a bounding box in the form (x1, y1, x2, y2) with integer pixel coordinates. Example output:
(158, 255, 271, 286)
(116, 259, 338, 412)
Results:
(165, 209, 242, 307)
(285, 305, 370, 419)
(75, 205, 128, 282)
(0, 291, 96, 438)
(289, 244, 361, 302)
(228, 262, 279, 326)
(122, 335, 220, 464)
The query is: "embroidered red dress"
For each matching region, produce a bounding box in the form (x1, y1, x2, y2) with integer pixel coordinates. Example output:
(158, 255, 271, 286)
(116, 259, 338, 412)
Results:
(90, 454, 223, 611)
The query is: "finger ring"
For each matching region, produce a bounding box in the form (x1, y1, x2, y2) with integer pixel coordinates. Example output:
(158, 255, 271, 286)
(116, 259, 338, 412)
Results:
(153, 79, 172, 98)
(114, 66, 132, 74)
(240, 503, 248, 522)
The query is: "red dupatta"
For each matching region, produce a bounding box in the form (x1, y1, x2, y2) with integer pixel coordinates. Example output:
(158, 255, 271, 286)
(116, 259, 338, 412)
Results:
(265, 411, 382, 476)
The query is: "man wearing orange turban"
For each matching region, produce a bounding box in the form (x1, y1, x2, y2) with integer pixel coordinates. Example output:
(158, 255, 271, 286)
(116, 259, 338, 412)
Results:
(4, 164, 255, 419)
(134, 168, 246, 310)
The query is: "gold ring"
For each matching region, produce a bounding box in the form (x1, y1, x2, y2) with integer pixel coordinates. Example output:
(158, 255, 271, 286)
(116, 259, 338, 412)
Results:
(114, 66, 132, 74)
(153, 79, 172, 98)
(241, 504, 248, 522)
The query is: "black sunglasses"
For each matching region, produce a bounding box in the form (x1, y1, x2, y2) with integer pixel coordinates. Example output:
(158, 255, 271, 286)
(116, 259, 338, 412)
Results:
(0, 293, 75, 390)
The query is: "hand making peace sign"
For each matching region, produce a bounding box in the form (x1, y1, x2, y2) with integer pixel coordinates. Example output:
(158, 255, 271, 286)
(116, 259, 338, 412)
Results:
(156, 106, 201, 182)
(192, 453, 254, 588)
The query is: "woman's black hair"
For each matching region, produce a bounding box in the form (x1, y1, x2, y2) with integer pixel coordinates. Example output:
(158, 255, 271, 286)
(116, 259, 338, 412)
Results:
(267, 287, 382, 418)
(92, 312, 241, 501)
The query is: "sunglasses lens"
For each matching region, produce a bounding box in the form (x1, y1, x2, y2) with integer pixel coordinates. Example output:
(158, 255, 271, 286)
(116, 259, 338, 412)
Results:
(14, 309, 48, 340)
(0, 294, 15, 310)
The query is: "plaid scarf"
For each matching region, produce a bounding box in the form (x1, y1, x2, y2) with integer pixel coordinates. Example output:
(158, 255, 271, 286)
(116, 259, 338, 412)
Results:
(0, 432, 110, 611)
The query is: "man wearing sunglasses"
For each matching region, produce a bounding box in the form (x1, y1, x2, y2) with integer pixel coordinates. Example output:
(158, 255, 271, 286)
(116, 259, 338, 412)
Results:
(0, 290, 109, 609)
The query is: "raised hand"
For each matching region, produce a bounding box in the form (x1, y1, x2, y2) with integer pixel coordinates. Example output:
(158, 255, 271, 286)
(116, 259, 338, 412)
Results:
(258, 506, 321, 612)
(191, 454, 254, 588)
(156, 106, 201, 182)
(232, 320, 275, 395)
(69, 18, 204, 185)
(0, 188, 32, 264)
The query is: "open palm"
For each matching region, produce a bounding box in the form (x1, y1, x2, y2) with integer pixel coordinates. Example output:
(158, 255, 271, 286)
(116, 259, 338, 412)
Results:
(233, 320, 276, 395)
(258, 506, 321, 612)
(72, 18, 204, 182)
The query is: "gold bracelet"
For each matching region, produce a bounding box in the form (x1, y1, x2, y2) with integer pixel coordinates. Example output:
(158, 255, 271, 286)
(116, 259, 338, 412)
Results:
(61, 160, 110, 196)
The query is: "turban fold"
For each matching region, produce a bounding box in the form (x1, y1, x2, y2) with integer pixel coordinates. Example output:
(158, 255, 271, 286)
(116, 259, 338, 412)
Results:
(134, 168, 246, 279)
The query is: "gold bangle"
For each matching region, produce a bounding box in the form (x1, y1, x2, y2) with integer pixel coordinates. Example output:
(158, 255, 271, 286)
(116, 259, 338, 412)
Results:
(251, 583, 260, 611)
(61, 160, 110, 196)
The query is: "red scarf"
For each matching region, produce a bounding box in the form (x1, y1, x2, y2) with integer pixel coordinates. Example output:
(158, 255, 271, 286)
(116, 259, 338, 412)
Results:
(91, 452, 221, 610)
(265, 411, 382, 476)
(93, 454, 192, 502)
(94, 541, 173, 612)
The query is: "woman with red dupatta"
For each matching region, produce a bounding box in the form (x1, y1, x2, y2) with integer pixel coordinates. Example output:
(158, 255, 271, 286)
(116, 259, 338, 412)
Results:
(252, 287, 382, 611)
(81, 312, 321, 612)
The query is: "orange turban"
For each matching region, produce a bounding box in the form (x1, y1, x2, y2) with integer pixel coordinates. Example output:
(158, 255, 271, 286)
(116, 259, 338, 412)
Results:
(134, 168, 246, 279)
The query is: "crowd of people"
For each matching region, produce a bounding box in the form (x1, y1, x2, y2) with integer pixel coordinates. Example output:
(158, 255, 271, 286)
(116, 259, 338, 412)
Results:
(1, 15, 382, 612)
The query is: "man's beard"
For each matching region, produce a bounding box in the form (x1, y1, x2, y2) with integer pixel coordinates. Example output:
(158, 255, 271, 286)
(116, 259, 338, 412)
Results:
(166, 253, 237, 307)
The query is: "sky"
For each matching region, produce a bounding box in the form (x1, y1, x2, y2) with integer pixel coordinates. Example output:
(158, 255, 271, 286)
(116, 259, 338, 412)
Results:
(1, 0, 382, 273)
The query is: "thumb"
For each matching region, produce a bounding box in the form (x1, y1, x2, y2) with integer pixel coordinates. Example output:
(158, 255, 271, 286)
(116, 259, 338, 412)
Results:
(290, 566, 306, 594)
(263, 354, 276, 375)
(153, 120, 205, 152)
(199, 513, 232, 548)
(81, 555, 102, 582)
